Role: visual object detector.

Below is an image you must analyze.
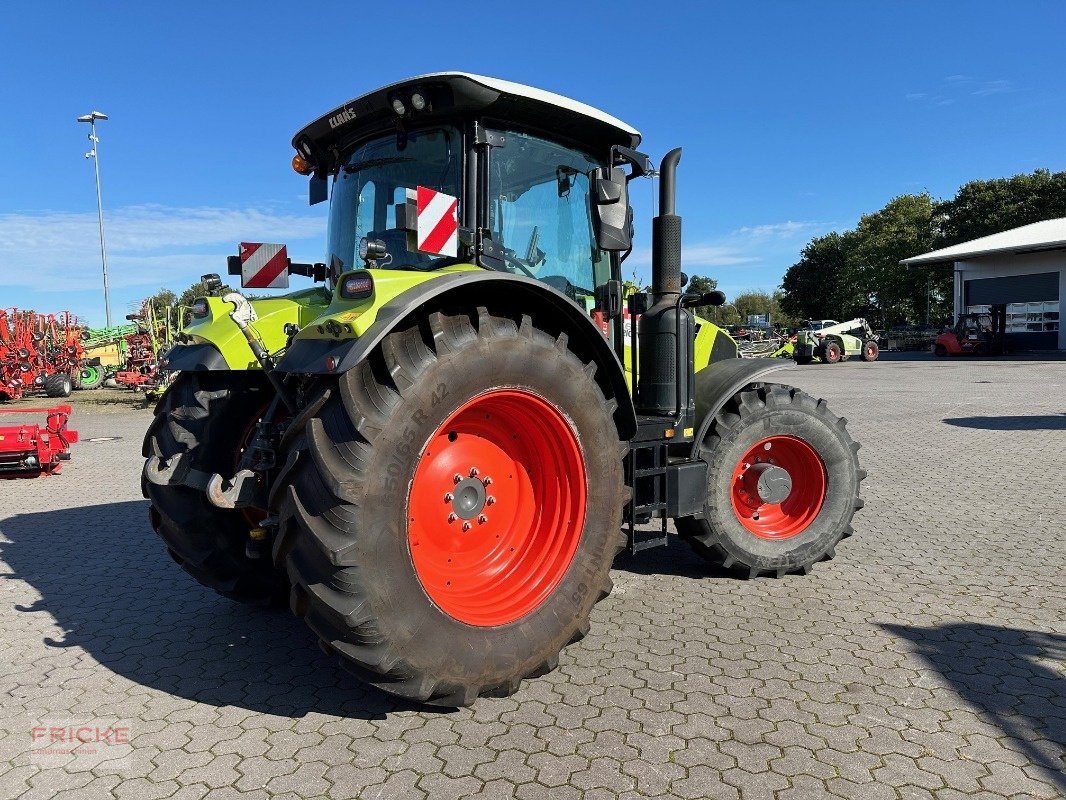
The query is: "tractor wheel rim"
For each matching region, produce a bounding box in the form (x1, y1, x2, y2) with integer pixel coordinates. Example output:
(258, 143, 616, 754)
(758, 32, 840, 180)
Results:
(407, 388, 587, 627)
(866, 343, 876, 358)
(730, 435, 826, 540)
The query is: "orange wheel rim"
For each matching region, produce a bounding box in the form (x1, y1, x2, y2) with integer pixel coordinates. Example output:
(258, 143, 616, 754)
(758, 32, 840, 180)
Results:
(730, 435, 826, 540)
(407, 389, 586, 626)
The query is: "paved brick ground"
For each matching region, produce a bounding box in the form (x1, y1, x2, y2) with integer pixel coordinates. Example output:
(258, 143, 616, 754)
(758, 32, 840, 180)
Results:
(1, 355, 1063, 799)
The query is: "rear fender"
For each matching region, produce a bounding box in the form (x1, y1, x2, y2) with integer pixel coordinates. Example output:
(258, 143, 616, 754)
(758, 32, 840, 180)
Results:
(277, 271, 637, 439)
(161, 343, 229, 371)
(689, 359, 795, 458)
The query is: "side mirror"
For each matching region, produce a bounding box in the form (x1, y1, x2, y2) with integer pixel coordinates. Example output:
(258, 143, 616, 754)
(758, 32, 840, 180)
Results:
(590, 167, 633, 252)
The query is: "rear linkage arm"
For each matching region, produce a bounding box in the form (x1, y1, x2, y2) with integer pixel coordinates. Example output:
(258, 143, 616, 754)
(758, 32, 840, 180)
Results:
(146, 292, 297, 513)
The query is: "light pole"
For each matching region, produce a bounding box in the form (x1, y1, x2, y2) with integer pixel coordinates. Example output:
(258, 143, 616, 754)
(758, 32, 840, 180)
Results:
(78, 111, 112, 327)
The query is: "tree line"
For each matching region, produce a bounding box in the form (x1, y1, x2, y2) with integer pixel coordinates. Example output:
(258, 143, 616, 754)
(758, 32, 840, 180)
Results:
(777, 169, 1066, 328)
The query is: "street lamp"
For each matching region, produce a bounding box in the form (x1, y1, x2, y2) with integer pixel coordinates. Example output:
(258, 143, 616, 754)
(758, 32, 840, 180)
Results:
(77, 110, 112, 327)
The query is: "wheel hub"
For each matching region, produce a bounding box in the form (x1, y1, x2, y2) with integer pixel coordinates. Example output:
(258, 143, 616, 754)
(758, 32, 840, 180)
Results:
(449, 475, 488, 520)
(743, 463, 793, 504)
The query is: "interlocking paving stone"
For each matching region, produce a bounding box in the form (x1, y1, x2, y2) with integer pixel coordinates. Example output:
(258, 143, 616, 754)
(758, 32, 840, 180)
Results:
(0, 355, 1063, 798)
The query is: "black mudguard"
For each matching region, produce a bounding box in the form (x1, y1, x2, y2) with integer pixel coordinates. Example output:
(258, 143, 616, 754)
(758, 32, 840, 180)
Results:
(277, 271, 637, 439)
(689, 358, 795, 458)
(162, 343, 229, 371)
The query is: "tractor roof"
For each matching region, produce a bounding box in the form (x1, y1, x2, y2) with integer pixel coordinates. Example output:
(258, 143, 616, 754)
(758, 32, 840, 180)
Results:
(293, 72, 641, 171)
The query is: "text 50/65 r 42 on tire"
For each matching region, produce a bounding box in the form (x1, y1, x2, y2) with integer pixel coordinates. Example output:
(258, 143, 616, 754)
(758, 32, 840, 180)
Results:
(676, 384, 865, 578)
(274, 308, 627, 707)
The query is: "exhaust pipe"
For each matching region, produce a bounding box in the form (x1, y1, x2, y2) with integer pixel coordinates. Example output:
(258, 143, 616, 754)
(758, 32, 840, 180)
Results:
(651, 148, 683, 297)
(636, 148, 695, 418)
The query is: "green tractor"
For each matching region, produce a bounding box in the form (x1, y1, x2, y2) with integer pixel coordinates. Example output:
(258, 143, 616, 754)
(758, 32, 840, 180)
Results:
(144, 73, 864, 706)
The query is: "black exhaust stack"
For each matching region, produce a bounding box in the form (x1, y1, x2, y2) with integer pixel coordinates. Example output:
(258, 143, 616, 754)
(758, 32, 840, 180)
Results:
(652, 148, 683, 295)
(636, 148, 696, 421)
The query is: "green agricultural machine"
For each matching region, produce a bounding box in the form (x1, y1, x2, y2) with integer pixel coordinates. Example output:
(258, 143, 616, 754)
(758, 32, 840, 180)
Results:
(144, 73, 864, 706)
(793, 318, 880, 365)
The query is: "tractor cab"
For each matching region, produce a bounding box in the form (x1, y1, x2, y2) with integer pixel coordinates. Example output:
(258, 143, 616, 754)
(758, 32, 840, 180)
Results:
(291, 72, 645, 316)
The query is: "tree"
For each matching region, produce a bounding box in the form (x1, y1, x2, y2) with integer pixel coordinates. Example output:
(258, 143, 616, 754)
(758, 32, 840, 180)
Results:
(779, 232, 857, 322)
(936, 169, 1066, 247)
(849, 194, 939, 327)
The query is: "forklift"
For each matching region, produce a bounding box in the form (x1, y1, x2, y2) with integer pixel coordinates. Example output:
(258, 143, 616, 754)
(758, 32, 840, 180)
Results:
(934, 304, 1007, 356)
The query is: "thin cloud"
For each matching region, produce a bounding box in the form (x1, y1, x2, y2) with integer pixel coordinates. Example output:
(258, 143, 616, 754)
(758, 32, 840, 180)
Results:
(0, 204, 322, 291)
(906, 76, 1017, 105)
(627, 220, 831, 273)
(972, 79, 1015, 97)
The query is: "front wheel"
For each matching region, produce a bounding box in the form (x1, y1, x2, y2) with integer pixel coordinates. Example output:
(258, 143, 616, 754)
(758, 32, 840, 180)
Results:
(822, 342, 842, 363)
(275, 309, 627, 706)
(861, 340, 879, 361)
(676, 384, 864, 578)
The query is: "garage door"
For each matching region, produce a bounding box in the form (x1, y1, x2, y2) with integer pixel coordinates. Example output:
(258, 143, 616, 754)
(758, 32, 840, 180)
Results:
(965, 271, 1060, 349)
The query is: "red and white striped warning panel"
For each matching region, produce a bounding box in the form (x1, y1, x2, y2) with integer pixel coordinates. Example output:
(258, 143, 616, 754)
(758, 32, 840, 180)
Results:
(415, 186, 458, 257)
(239, 243, 289, 289)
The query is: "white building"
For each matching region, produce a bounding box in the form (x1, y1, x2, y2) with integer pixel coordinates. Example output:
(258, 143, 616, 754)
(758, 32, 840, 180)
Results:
(902, 218, 1065, 350)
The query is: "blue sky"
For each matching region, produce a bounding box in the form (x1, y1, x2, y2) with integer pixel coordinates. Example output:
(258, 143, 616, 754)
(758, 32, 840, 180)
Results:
(1, 1, 1063, 326)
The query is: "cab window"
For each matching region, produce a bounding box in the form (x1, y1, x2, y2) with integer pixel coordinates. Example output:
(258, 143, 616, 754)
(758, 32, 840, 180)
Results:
(488, 131, 610, 310)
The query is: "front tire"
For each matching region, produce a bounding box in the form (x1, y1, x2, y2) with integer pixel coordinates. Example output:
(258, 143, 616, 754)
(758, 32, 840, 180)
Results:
(275, 309, 627, 706)
(676, 384, 864, 578)
(861, 340, 879, 361)
(822, 342, 842, 363)
(142, 372, 287, 603)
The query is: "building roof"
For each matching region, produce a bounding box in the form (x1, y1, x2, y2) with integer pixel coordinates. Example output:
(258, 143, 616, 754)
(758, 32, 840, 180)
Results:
(901, 217, 1066, 266)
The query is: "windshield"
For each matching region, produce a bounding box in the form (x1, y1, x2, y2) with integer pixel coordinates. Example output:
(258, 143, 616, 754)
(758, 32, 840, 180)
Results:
(488, 131, 610, 309)
(327, 126, 461, 272)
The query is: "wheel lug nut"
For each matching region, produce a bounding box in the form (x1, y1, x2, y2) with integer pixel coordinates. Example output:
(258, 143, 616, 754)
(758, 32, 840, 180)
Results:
(483, 476, 493, 486)
(444, 492, 454, 502)
(462, 521, 471, 531)
(486, 496, 496, 505)
(453, 474, 462, 484)
(447, 513, 457, 523)
(469, 467, 479, 477)
(478, 515, 487, 524)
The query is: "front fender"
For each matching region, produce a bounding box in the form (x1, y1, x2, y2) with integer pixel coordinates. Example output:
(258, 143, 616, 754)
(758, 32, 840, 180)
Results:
(278, 271, 637, 439)
(689, 359, 795, 458)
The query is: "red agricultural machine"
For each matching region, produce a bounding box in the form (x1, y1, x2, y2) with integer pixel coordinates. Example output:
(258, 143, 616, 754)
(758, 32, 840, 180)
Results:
(0, 308, 86, 401)
(0, 405, 78, 477)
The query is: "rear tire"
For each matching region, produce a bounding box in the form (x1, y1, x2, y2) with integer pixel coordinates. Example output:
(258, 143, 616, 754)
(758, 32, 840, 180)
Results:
(861, 340, 879, 362)
(142, 372, 287, 603)
(676, 384, 864, 578)
(274, 308, 627, 706)
(822, 342, 842, 364)
(44, 373, 72, 397)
